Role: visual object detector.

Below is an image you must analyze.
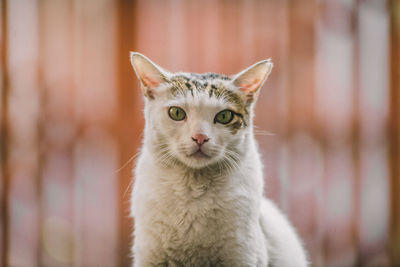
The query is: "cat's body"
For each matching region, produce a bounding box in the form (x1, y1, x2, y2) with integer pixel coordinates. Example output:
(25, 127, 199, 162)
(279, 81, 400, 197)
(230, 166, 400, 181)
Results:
(130, 53, 308, 267)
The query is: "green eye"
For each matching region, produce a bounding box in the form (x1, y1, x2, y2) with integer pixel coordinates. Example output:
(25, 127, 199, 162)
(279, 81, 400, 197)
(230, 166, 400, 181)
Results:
(214, 110, 234, 124)
(168, 106, 186, 121)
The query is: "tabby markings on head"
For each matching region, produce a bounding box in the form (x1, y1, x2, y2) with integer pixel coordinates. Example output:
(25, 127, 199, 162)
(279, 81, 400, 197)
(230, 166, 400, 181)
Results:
(167, 73, 249, 134)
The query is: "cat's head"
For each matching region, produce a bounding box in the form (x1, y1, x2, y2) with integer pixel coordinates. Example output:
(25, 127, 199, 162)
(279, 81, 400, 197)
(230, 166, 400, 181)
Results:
(130, 52, 273, 170)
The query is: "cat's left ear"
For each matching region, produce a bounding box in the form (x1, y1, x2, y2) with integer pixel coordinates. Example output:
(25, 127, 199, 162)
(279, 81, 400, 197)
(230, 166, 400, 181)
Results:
(130, 52, 170, 99)
(231, 59, 273, 103)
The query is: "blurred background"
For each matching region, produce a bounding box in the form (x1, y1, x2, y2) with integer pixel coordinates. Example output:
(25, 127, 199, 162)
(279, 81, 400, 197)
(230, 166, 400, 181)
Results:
(0, 0, 399, 266)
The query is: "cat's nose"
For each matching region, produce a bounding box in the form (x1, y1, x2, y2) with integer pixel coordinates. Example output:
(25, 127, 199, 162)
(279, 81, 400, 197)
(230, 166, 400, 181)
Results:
(191, 134, 209, 146)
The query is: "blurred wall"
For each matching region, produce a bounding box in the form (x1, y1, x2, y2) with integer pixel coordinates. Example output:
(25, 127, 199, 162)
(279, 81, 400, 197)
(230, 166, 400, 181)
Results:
(0, 0, 398, 266)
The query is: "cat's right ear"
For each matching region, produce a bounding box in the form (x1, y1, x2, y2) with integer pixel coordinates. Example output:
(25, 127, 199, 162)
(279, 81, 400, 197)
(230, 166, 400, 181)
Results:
(231, 59, 273, 104)
(130, 52, 169, 99)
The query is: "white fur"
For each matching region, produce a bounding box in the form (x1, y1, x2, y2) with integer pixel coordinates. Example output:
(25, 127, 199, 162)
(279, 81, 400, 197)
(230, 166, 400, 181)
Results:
(130, 53, 308, 266)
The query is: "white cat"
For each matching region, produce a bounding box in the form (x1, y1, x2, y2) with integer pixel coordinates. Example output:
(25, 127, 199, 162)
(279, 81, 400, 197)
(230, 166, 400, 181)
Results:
(129, 52, 308, 267)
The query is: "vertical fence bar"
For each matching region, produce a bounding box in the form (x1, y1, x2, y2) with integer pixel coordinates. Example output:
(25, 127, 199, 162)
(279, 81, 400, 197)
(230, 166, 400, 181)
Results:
(286, 0, 319, 264)
(38, 1, 77, 265)
(389, 0, 400, 265)
(0, 0, 9, 265)
(357, 0, 390, 262)
(287, 0, 316, 133)
(116, 0, 138, 265)
(351, 0, 361, 264)
(315, 1, 360, 264)
(36, 0, 45, 264)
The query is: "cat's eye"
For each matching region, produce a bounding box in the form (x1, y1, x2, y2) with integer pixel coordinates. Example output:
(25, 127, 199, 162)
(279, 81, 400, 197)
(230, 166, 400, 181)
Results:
(214, 110, 234, 124)
(168, 106, 186, 121)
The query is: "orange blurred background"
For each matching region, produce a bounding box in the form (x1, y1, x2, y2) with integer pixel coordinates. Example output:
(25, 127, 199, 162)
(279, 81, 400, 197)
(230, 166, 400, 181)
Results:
(1, 0, 399, 266)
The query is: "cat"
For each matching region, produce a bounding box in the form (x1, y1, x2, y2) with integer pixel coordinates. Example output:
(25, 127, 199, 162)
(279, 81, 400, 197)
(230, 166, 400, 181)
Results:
(129, 52, 308, 267)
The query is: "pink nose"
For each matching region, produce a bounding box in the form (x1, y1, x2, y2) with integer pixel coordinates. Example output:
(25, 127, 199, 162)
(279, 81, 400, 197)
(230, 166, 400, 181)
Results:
(191, 134, 209, 145)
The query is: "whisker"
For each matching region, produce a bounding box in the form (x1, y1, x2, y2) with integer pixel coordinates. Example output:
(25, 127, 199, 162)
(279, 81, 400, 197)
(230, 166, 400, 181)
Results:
(123, 179, 134, 200)
(254, 130, 275, 136)
(115, 151, 141, 173)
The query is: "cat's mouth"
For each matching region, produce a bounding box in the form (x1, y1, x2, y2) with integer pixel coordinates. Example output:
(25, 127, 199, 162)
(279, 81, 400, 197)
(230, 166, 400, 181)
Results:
(187, 149, 211, 159)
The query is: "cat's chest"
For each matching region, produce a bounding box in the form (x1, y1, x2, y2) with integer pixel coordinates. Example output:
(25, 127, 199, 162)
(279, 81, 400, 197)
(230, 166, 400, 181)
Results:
(132, 158, 261, 265)
(156, 176, 234, 232)
(151, 188, 237, 262)
(147, 172, 243, 242)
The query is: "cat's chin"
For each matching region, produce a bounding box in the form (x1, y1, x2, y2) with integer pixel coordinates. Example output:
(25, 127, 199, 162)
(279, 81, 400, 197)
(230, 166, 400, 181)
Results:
(178, 152, 217, 169)
(187, 150, 210, 159)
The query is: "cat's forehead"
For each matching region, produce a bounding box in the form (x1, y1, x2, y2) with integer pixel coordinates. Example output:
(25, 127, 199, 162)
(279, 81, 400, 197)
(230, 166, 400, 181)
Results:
(171, 72, 231, 83)
(168, 73, 230, 95)
(165, 72, 246, 113)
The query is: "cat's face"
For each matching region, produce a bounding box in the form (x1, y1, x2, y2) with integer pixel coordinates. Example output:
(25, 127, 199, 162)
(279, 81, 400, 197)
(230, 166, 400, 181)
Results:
(143, 77, 249, 169)
(130, 53, 273, 169)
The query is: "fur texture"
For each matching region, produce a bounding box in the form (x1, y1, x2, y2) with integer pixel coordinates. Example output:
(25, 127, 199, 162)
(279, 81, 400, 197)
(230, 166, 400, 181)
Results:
(129, 52, 308, 267)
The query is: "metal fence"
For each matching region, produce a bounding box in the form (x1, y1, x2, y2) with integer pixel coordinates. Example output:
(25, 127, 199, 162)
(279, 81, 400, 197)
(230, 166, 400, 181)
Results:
(1, 0, 399, 266)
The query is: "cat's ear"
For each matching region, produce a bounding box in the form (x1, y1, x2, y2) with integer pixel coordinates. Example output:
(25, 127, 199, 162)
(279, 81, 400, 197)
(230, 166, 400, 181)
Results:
(231, 59, 273, 103)
(130, 52, 170, 99)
